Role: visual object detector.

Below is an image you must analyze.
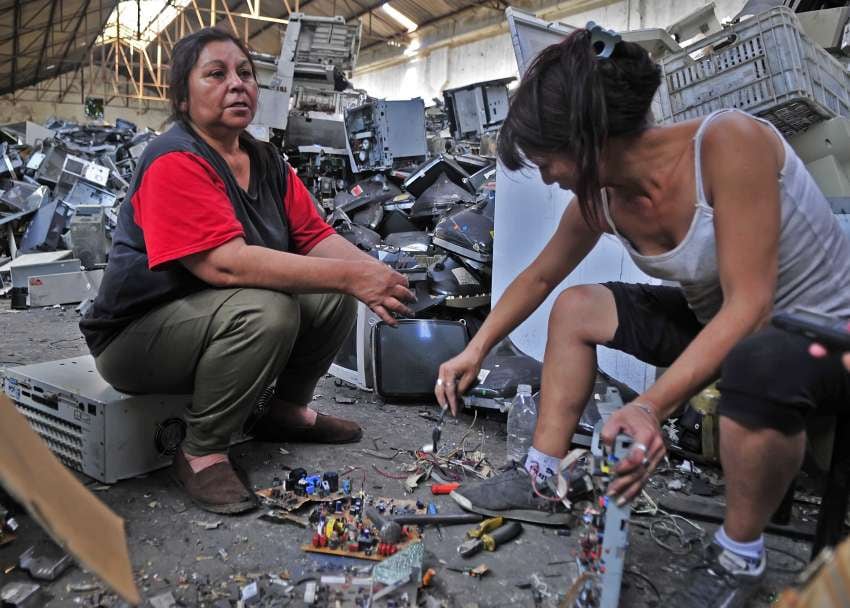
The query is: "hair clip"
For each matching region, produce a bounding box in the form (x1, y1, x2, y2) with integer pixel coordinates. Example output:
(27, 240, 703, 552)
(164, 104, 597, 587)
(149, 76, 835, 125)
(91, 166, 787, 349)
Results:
(586, 21, 622, 59)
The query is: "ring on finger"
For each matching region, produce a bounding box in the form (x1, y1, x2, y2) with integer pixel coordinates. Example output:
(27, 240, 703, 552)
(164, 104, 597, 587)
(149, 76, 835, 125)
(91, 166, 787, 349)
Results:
(641, 457, 650, 468)
(436, 378, 444, 387)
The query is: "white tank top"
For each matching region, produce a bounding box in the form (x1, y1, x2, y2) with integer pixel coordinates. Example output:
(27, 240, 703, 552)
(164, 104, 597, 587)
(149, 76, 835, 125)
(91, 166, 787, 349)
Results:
(601, 108, 850, 325)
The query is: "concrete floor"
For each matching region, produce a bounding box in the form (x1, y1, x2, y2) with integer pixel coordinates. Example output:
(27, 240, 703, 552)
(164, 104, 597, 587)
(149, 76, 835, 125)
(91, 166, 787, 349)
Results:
(0, 306, 814, 607)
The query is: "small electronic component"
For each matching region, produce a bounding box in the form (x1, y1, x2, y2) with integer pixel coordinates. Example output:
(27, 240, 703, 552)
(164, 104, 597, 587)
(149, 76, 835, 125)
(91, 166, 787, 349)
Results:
(322, 471, 339, 493)
(0, 505, 18, 547)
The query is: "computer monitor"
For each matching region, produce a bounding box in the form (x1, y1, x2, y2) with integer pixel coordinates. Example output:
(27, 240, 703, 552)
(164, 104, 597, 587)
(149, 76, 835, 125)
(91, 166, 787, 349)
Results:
(328, 301, 381, 390)
(371, 319, 469, 400)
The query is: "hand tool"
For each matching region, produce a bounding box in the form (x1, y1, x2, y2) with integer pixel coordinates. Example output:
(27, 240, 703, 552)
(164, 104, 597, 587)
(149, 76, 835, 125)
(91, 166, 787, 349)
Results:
(431, 482, 460, 495)
(364, 506, 402, 544)
(391, 513, 483, 526)
(465, 516, 505, 539)
(457, 519, 523, 557)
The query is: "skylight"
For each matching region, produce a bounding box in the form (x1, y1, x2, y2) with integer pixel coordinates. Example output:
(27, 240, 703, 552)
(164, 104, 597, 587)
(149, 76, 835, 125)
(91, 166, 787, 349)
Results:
(97, 0, 192, 50)
(380, 3, 418, 33)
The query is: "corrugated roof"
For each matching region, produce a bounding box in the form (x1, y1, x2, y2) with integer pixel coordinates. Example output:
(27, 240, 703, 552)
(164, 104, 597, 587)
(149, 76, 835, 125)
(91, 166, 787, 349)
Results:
(0, 0, 118, 96)
(0, 0, 500, 96)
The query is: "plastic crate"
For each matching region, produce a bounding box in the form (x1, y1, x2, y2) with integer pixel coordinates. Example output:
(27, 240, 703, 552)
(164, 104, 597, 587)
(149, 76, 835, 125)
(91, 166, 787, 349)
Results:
(656, 7, 850, 136)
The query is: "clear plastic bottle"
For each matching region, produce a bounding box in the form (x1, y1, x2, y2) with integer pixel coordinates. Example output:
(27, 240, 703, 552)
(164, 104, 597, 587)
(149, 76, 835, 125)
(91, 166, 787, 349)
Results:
(506, 384, 537, 463)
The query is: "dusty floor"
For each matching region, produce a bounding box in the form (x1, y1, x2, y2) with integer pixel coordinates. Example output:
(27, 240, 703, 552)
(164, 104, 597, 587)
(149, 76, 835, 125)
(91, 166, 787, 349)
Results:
(0, 306, 815, 607)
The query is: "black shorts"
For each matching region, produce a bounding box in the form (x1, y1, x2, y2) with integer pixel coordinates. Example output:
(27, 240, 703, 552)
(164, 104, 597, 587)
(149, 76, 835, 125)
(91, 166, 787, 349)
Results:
(602, 282, 850, 434)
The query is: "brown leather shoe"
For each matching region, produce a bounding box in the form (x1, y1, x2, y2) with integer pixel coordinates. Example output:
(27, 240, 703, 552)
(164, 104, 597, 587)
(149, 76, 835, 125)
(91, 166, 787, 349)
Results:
(251, 413, 362, 444)
(170, 450, 258, 514)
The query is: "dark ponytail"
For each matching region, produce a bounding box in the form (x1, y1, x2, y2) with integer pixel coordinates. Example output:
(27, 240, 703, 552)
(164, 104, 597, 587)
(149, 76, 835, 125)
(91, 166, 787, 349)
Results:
(497, 28, 661, 227)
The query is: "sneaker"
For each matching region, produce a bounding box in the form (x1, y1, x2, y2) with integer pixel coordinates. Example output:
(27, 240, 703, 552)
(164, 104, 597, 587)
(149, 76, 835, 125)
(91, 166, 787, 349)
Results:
(450, 460, 572, 525)
(668, 542, 765, 608)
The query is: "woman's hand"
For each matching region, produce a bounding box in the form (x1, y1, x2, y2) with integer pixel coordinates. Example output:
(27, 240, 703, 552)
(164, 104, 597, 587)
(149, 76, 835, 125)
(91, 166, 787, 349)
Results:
(435, 347, 484, 415)
(348, 261, 415, 325)
(601, 401, 666, 505)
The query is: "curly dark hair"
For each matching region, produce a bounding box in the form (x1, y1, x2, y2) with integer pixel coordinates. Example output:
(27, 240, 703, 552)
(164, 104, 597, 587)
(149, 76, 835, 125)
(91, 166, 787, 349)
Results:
(497, 28, 661, 227)
(168, 27, 256, 124)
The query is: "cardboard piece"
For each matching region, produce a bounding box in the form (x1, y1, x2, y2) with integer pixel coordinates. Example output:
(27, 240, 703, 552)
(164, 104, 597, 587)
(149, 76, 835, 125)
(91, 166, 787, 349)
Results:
(775, 535, 850, 607)
(0, 395, 140, 605)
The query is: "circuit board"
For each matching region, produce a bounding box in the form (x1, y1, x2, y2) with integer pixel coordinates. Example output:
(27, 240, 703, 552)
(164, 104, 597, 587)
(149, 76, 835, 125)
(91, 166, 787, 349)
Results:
(0, 530, 15, 547)
(255, 486, 347, 512)
(300, 497, 425, 562)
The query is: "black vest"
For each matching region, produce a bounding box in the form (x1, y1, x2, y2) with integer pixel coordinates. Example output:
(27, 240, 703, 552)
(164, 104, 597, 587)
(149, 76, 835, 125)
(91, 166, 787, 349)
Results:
(80, 121, 290, 355)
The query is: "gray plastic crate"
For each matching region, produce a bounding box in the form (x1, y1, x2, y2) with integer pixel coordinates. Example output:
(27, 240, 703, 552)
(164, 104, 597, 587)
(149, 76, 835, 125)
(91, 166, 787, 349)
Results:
(657, 7, 850, 136)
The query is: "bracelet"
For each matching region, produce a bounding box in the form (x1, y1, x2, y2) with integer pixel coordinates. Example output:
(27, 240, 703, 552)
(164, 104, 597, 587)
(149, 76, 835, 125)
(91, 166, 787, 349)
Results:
(628, 401, 658, 421)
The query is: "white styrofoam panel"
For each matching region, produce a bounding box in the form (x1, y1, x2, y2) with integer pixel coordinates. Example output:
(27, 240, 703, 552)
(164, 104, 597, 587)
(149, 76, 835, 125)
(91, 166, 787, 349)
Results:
(493, 164, 661, 393)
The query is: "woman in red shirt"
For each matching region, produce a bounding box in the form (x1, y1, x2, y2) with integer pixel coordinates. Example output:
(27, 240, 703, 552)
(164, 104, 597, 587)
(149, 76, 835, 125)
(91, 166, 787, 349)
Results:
(80, 28, 413, 514)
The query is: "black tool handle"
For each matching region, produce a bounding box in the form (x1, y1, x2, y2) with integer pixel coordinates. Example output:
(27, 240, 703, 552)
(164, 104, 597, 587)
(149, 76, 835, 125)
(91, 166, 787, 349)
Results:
(392, 513, 483, 526)
(488, 521, 523, 546)
(365, 506, 388, 527)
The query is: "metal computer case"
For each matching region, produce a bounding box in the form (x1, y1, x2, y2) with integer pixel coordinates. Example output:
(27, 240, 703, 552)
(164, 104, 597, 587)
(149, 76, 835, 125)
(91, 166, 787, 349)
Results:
(4, 356, 205, 483)
(345, 99, 427, 173)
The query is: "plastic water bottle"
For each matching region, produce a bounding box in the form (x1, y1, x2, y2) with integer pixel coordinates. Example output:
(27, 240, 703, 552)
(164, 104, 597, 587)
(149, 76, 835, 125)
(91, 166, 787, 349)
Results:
(506, 384, 537, 463)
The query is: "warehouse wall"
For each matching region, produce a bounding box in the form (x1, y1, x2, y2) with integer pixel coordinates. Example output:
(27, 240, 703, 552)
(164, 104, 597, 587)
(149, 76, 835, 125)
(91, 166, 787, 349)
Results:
(352, 0, 749, 102)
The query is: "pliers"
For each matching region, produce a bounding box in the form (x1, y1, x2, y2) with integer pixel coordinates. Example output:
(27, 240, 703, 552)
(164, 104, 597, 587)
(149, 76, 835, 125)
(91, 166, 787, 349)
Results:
(457, 516, 523, 557)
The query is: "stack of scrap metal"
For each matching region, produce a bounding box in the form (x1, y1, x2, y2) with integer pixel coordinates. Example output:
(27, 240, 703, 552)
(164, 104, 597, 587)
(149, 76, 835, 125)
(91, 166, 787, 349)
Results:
(0, 119, 153, 308)
(332, 153, 495, 313)
(250, 12, 366, 208)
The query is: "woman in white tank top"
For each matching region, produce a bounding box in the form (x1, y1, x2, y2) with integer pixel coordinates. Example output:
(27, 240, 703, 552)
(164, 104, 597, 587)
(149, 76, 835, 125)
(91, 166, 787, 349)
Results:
(435, 22, 850, 608)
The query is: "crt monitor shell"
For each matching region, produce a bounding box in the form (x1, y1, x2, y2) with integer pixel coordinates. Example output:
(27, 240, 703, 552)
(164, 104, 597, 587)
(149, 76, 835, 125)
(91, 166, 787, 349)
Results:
(328, 300, 380, 390)
(371, 319, 469, 400)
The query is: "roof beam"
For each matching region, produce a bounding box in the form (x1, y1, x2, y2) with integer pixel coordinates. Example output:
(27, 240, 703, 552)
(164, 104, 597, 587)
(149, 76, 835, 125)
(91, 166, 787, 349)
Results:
(56, 0, 93, 73)
(32, 0, 59, 84)
(360, 0, 494, 51)
(52, 0, 117, 101)
(20, 1, 51, 31)
(10, 0, 19, 93)
(342, 0, 397, 31)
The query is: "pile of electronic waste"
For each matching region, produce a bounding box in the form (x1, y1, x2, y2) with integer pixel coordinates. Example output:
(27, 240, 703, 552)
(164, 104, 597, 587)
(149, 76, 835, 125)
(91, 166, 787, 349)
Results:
(0, 8, 527, 401)
(323, 150, 529, 404)
(0, 118, 157, 309)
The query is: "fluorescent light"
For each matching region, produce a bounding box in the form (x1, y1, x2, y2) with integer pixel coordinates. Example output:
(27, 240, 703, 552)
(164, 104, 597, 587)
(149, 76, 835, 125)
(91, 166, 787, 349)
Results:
(381, 3, 418, 33)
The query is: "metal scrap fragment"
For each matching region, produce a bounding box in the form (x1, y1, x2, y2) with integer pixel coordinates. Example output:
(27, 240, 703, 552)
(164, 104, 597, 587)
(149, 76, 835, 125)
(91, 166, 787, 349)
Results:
(66, 582, 101, 593)
(149, 591, 177, 608)
(361, 448, 400, 460)
(260, 510, 310, 528)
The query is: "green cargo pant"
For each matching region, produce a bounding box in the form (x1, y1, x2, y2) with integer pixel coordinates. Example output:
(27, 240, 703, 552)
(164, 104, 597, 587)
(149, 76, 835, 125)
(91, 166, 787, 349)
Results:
(94, 288, 356, 456)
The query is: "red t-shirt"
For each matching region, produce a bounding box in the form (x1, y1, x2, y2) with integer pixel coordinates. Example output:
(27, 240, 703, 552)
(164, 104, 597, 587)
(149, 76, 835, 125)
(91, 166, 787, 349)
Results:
(131, 151, 334, 269)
